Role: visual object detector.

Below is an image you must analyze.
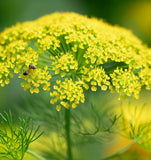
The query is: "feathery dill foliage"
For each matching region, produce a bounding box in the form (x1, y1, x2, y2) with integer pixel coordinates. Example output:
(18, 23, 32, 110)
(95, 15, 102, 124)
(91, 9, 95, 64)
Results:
(0, 112, 43, 160)
(0, 12, 151, 110)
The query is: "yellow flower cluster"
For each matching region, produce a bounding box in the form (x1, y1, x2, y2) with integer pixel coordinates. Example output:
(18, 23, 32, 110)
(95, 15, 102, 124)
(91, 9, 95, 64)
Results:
(110, 68, 141, 99)
(139, 67, 151, 90)
(20, 67, 51, 94)
(82, 67, 110, 91)
(0, 12, 150, 109)
(50, 79, 84, 111)
(51, 53, 78, 77)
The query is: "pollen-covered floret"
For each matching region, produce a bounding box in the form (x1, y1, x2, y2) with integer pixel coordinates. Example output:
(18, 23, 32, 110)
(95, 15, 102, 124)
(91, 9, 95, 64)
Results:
(0, 62, 13, 87)
(50, 79, 85, 110)
(82, 67, 110, 91)
(0, 12, 150, 110)
(51, 53, 78, 77)
(110, 68, 141, 99)
(139, 67, 151, 90)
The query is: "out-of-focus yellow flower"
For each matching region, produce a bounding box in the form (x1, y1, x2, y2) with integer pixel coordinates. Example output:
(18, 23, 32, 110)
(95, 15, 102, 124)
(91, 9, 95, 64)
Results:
(109, 143, 151, 160)
(0, 12, 150, 110)
(104, 91, 151, 159)
(118, 102, 151, 151)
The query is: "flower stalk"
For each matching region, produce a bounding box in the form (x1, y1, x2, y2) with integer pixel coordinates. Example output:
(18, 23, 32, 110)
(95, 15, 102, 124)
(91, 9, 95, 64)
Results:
(27, 150, 47, 160)
(65, 108, 73, 160)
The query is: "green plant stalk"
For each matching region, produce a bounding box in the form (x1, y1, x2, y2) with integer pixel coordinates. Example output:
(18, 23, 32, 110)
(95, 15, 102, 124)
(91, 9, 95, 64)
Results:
(65, 108, 73, 160)
(27, 150, 46, 160)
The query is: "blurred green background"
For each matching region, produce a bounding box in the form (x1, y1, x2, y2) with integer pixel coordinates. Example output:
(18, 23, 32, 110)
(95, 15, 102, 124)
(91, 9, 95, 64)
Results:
(0, 0, 151, 159)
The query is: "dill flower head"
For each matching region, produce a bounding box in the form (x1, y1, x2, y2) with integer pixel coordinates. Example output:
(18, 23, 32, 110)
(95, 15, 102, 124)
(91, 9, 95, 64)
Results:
(0, 12, 151, 110)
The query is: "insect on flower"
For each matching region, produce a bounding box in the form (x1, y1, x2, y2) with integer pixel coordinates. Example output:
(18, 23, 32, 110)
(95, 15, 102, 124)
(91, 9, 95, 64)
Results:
(23, 71, 28, 76)
(29, 64, 37, 69)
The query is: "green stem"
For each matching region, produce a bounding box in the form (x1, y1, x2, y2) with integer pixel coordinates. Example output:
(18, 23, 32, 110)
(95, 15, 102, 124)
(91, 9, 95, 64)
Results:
(27, 150, 46, 160)
(65, 108, 73, 160)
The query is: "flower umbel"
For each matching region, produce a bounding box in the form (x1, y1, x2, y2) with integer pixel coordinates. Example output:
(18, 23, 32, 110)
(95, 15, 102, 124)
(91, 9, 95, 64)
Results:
(0, 12, 151, 109)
